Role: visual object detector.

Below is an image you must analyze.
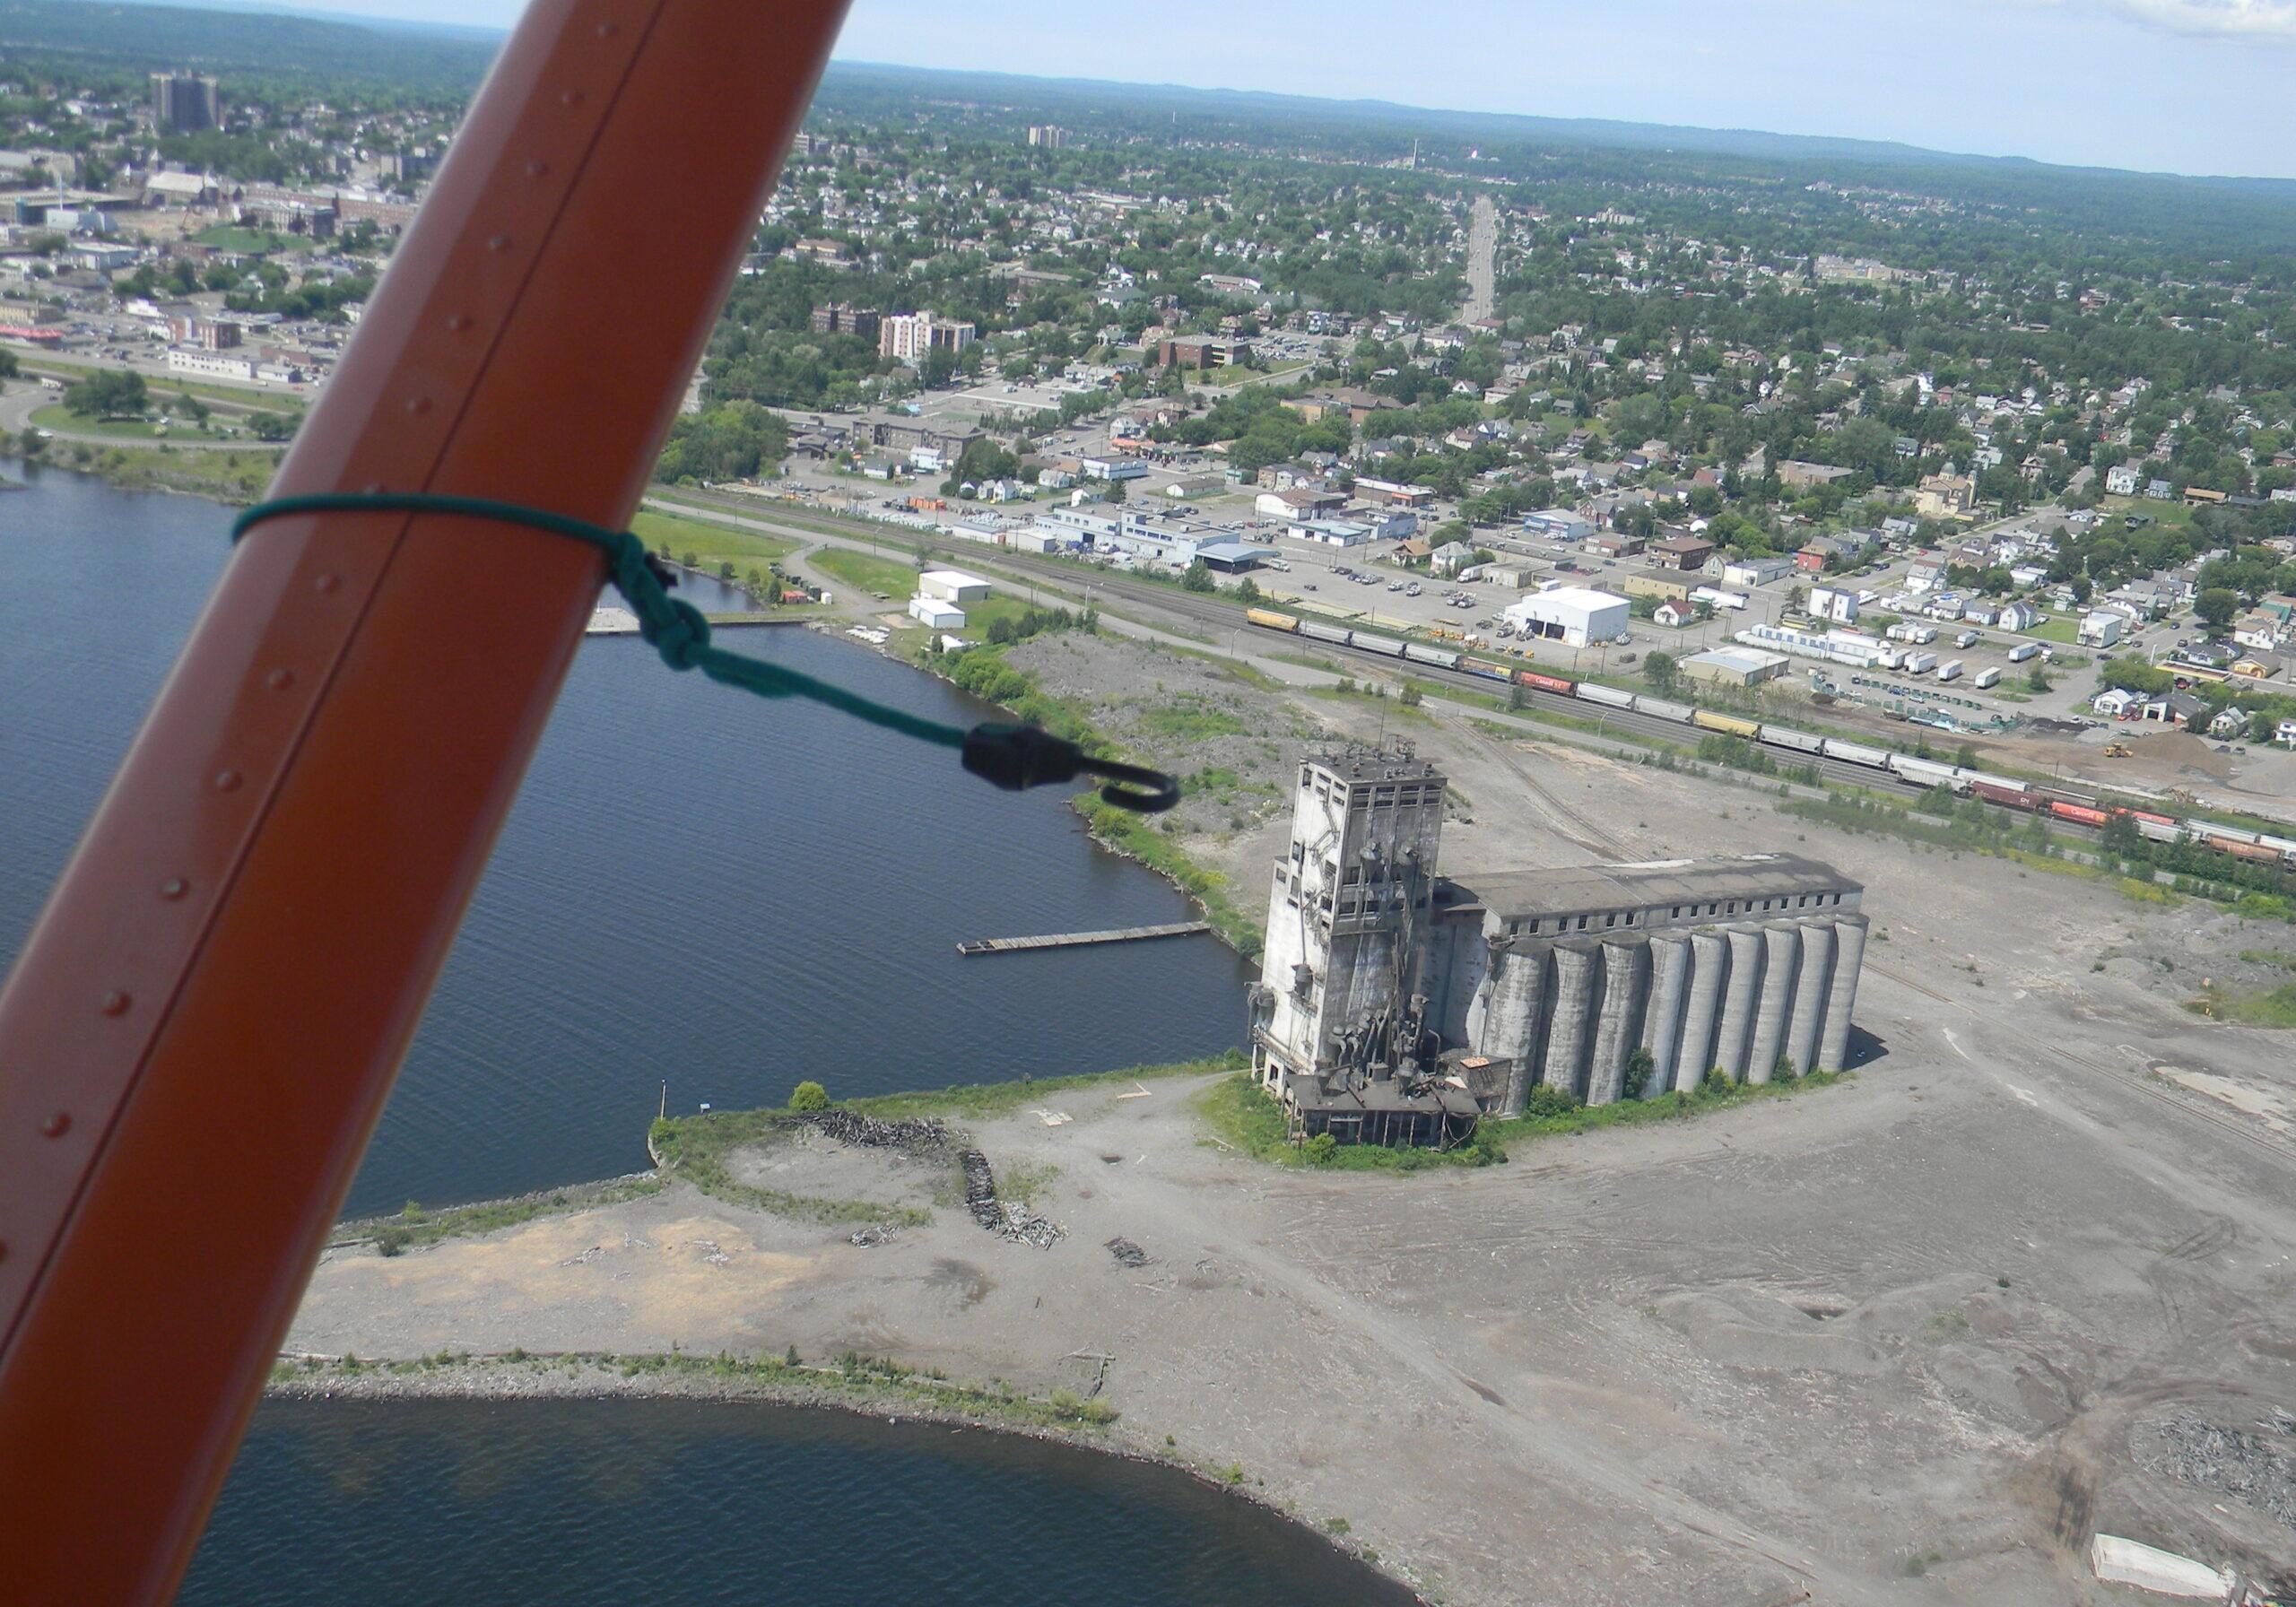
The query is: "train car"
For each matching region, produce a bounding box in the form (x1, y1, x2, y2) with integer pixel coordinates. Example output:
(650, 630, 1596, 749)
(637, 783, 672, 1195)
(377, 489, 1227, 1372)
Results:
(1576, 682, 1633, 710)
(1691, 709, 1761, 738)
(1889, 753, 1962, 790)
(2123, 810, 2178, 829)
(1352, 632, 1406, 658)
(1822, 737, 1892, 768)
(1299, 620, 1352, 646)
(2197, 821, 2263, 847)
(2257, 833, 2296, 862)
(1460, 658, 1511, 682)
(1635, 696, 1695, 724)
(1970, 779, 2035, 811)
(2135, 818, 2186, 845)
(1517, 669, 1576, 696)
(1245, 608, 1300, 634)
(1402, 642, 1461, 670)
(2205, 836, 2284, 864)
(1761, 725, 1826, 756)
(2048, 801, 2109, 828)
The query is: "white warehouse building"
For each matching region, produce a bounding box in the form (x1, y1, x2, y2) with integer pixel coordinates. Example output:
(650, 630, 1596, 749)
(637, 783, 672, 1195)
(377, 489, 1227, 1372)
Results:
(918, 569, 992, 605)
(1502, 586, 1630, 648)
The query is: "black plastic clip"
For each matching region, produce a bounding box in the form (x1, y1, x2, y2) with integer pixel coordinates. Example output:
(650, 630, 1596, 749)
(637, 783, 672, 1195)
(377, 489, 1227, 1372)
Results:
(961, 723, 1179, 813)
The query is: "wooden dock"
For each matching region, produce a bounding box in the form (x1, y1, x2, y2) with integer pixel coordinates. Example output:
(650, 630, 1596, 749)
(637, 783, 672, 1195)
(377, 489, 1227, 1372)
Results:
(957, 921, 1212, 957)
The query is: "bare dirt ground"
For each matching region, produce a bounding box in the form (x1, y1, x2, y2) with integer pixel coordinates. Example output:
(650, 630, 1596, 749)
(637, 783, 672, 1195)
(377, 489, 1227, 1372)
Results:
(290, 638, 2296, 1607)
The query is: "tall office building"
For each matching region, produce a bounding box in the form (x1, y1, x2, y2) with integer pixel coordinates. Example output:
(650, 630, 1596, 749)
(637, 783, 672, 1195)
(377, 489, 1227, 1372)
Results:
(152, 74, 221, 134)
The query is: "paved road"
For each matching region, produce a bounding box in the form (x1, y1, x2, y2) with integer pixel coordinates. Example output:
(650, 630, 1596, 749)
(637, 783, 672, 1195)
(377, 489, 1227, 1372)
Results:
(1461, 195, 1497, 326)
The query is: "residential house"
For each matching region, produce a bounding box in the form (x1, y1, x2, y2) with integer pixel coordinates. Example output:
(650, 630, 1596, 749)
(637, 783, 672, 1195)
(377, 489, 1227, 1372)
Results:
(1915, 473, 1977, 519)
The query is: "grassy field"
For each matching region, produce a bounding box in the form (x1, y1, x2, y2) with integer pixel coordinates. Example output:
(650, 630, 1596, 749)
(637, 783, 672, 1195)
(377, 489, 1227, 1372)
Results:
(2017, 613, 2083, 645)
(192, 224, 314, 255)
(30, 404, 172, 440)
(811, 544, 924, 600)
(21, 439, 281, 501)
(629, 508, 798, 582)
(2185, 983, 2296, 1028)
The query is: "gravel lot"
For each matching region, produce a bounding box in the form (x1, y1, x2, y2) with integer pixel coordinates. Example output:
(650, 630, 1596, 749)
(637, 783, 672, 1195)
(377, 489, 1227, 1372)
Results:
(288, 645, 2296, 1606)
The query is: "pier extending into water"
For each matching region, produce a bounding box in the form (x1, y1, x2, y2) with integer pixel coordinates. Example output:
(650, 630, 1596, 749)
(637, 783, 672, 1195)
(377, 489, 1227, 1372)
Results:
(958, 921, 1212, 957)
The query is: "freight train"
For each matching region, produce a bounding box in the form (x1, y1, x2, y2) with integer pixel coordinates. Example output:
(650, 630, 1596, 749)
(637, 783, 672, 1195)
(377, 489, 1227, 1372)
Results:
(1244, 608, 2296, 870)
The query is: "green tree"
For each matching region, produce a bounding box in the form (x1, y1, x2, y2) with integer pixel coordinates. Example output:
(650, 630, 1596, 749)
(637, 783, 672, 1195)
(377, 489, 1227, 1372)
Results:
(1235, 577, 1262, 604)
(1180, 559, 1216, 593)
(64, 369, 147, 419)
(789, 1081, 831, 1112)
(1772, 1054, 1800, 1083)
(1397, 682, 1423, 708)
(1644, 650, 1680, 693)
(1622, 1047, 1655, 1100)
(2194, 588, 2239, 632)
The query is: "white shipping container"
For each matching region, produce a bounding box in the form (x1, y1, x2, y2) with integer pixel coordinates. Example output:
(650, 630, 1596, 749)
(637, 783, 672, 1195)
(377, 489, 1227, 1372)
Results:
(2007, 642, 2041, 662)
(1576, 682, 1634, 709)
(1973, 666, 2001, 689)
(1902, 651, 1937, 674)
(1936, 659, 1964, 682)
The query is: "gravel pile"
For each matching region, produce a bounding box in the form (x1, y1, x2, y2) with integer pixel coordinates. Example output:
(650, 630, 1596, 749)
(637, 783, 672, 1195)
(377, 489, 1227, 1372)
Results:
(2146, 1409, 2296, 1529)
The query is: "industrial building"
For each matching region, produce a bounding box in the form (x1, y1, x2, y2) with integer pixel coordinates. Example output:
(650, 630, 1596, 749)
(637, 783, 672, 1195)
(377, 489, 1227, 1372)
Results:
(1249, 746, 1867, 1143)
(1502, 586, 1631, 648)
(918, 569, 991, 605)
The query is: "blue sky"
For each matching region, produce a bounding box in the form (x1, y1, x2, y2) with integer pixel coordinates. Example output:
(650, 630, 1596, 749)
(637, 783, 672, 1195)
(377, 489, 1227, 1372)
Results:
(298, 0, 2296, 178)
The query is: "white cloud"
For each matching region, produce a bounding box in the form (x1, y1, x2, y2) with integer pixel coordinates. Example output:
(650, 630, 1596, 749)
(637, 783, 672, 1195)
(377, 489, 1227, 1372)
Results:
(2105, 0, 2296, 37)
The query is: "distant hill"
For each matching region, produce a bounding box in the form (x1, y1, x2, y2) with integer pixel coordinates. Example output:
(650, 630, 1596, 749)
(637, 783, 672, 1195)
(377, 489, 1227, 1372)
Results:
(814, 61, 2296, 197)
(4, 0, 493, 88)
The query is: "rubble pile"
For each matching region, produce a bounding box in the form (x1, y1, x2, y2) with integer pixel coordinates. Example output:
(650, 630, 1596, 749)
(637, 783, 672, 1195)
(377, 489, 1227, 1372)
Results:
(958, 1149, 1064, 1247)
(804, 1109, 948, 1154)
(2147, 1410, 2296, 1530)
(960, 1150, 1002, 1230)
(999, 1204, 1064, 1249)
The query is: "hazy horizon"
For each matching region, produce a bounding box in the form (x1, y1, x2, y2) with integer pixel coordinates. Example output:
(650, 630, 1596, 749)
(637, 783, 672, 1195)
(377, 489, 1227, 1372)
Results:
(65, 0, 2296, 182)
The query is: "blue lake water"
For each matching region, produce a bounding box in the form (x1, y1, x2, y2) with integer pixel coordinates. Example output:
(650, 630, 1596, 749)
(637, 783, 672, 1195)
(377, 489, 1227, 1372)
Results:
(0, 467, 1402, 1607)
(0, 466, 1254, 1218)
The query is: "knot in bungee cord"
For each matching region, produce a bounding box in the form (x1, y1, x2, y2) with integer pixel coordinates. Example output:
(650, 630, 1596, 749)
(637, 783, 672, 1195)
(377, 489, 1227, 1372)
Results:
(230, 492, 1178, 814)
